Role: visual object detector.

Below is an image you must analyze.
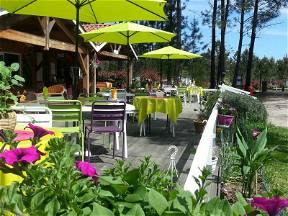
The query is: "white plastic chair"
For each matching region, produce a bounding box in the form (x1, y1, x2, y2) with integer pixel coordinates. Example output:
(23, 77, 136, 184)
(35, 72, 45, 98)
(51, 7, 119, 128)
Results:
(13, 105, 53, 128)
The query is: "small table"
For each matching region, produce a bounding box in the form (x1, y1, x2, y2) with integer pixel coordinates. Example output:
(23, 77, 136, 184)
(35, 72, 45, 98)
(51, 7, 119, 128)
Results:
(133, 96, 182, 136)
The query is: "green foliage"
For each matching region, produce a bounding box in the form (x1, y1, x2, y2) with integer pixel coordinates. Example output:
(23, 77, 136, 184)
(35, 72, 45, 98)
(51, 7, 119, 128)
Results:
(265, 125, 288, 197)
(201, 90, 220, 119)
(0, 61, 25, 115)
(236, 128, 273, 197)
(221, 92, 267, 137)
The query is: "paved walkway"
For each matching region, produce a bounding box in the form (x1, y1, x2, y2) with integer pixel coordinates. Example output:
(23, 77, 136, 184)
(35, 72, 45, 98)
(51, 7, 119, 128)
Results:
(85, 102, 201, 185)
(260, 95, 288, 128)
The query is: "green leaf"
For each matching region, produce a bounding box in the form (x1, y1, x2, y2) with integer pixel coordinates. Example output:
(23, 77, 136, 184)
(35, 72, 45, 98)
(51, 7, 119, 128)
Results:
(231, 202, 246, 216)
(13, 75, 25, 82)
(91, 203, 113, 216)
(31, 189, 48, 210)
(125, 186, 147, 202)
(10, 63, 19, 72)
(11, 79, 19, 86)
(82, 207, 92, 215)
(99, 189, 114, 198)
(44, 197, 60, 216)
(126, 204, 145, 216)
(172, 197, 187, 214)
(148, 188, 169, 215)
(78, 191, 96, 204)
(242, 166, 250, 175)
(124, 168, 140, 185)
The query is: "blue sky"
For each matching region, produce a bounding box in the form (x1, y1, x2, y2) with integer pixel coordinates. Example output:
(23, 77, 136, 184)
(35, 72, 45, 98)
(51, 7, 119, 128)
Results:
(184, 0, 288, 59)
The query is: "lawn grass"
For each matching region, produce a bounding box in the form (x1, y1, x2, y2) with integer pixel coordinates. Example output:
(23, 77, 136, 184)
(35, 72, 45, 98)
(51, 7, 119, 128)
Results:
(265, 124, 288, 196)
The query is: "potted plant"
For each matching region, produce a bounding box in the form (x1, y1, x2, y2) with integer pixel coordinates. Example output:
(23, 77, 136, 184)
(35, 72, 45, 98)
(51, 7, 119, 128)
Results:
(0, 62, 25, 130)
(193, 91, 220, 133)
(217, 102, 235, 127)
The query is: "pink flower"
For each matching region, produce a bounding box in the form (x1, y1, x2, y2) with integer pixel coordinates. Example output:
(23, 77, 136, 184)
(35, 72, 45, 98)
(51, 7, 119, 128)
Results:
(75, 161, 98, 180)
(0, 146, 42, 165)
(252, 128, 261, 140)
(26, 123, 54, 139)
(252, 196, 288, 216)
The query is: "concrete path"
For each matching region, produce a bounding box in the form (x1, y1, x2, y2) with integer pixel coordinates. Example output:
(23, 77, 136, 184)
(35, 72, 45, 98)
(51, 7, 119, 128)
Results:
(261, 95, 288, 128)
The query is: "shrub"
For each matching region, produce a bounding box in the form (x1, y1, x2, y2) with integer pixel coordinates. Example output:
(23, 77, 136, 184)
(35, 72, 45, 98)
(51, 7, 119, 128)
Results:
(222, 92, 267, 124)
(201, 91, 220, 119)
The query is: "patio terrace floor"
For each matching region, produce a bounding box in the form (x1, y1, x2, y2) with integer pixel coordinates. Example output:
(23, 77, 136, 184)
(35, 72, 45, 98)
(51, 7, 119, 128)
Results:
(83, 101, 201, 186)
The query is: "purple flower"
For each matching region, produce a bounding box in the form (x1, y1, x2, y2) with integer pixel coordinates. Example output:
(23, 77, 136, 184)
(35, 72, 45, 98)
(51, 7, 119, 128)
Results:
(75, 161, 98, 181)
(26, 123, 54, 139)
(0, 146, 42, 165)
(252, 196, 288, 216)
(252, 128, 261, 140)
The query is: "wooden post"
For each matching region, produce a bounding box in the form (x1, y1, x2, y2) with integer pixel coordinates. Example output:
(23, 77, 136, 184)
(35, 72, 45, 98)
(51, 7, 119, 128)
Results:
(82, 53, 90, 95)
(129, 60, 133, 87)
(38, 17, 55, 50)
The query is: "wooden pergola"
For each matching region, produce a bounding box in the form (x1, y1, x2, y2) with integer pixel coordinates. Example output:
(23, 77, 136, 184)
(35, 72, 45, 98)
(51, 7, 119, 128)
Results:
(0, 13, 137, 94)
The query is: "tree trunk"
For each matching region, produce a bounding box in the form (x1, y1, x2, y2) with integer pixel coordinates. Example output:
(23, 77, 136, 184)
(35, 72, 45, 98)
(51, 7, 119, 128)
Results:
(217, 0, 229, 85)
(246, 0, 259, 90)
(175, 0, 181, 82)
(233, 0, 246, 87)
(210, 0, 217, 89)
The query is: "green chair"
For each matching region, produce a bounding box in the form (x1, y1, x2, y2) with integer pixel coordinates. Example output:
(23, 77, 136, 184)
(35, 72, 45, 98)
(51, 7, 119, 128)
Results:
(177, 87, 187, 106)
(48, 100, 84, 160)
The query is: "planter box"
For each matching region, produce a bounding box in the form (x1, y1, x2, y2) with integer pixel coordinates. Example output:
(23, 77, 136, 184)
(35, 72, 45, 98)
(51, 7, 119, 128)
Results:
(217, 114, 234, 127)
(193, 119, 207, 133)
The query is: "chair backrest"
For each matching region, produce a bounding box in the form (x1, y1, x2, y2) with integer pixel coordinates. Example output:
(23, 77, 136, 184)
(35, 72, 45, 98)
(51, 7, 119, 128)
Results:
(177, 87, 187, 95)
(13, 105, 52, 128)
(48, 100, 82, 126)
(47, 85, 65, 94)
(90, 101, 126, 129)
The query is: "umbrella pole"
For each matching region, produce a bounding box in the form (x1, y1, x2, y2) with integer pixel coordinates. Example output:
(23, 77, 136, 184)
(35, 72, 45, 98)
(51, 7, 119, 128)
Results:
(72, 5, 80, 99)
(160, 60, 163, 88)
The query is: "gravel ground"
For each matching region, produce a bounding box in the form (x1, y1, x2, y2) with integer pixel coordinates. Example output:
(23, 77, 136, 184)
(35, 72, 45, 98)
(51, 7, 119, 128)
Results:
(260, 95, 288, 128)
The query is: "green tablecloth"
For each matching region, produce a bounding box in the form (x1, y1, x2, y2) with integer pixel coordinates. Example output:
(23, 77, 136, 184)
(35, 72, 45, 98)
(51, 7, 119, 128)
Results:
(133, 96, 182, 125)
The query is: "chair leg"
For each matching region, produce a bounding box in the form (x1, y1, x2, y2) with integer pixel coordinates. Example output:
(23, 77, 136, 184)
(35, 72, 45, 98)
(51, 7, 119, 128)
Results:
(113, 133, 116, 159)
(80, 132, 84, 161)
(115, 132, 120, 150)
(123, 131, 127, 159)
(87, 133, 91, 162)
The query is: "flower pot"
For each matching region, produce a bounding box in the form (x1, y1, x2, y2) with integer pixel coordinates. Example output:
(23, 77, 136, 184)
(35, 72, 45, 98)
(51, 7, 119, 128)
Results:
(217, 114, 234, 127)
(0, 111, 17, 130)
(193, 119, 207, 133)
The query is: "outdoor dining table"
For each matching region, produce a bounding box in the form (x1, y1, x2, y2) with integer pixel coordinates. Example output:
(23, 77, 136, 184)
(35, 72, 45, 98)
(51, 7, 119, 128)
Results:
(0, 126, 62, 186)
(133, 96, 182, 135)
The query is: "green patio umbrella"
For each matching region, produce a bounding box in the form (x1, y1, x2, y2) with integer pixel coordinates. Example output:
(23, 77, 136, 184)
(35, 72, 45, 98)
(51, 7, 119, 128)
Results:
(140, 46, 202, 82)
(0, 0, 167, 96)
(80, 22, 175, 89)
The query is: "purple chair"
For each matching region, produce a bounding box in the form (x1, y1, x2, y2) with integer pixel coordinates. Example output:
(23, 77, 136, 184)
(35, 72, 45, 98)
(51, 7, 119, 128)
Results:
(85, 100, 126, 161)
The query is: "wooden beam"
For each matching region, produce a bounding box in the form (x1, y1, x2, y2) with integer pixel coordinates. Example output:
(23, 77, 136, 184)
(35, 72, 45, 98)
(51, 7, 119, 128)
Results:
(37, 17, 55, 50)
(0, 29, 85, 54)
(55, 19, 75, 44)
(99, 50, 128, 60)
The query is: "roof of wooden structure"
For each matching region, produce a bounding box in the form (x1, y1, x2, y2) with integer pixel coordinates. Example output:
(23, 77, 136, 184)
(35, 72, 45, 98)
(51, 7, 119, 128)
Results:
(0, 12, 137, 60)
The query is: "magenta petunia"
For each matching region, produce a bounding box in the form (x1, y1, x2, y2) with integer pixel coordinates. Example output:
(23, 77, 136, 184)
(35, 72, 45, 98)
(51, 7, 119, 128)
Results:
(252, 128, 261, 140)
(26, 123, 54, 139)
(75, 161, 97, 178)
(0, 146, 42, 165)
(252, 196, 288, 216)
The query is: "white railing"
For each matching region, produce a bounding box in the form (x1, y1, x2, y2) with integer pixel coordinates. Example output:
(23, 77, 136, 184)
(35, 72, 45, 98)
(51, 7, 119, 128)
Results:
(184, 84, 255, 194)
(184, 104, 218, 193)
